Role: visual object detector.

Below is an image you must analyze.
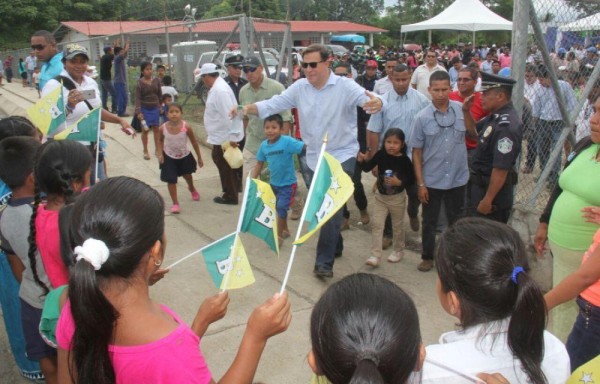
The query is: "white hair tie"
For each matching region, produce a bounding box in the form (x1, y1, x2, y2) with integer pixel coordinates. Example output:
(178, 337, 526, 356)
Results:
(74, 238, 110, 270)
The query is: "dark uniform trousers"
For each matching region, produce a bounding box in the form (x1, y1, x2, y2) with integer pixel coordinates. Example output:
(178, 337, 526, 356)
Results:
(211, 145, 239, 203)
(469, 174, 514, 223)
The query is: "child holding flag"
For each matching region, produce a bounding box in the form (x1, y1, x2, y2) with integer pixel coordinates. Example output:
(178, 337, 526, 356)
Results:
(55, 176, 291, 383)
(252, 114, 305, 245)
(157, 103, 203, 214)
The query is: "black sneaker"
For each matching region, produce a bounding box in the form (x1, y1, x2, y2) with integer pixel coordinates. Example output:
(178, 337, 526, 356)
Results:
(213, 196, 238, 205)
(313, 266, 333, 278)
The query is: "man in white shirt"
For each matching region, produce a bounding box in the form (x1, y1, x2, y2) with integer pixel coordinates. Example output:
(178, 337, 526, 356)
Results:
(522, 64, 541, 173)
(25, 52, 36, 88)
(241, 44, 384, 278)
(373, 56, 398, 95)
(411, 50, 447, 100)
(202, 63, 243, 205)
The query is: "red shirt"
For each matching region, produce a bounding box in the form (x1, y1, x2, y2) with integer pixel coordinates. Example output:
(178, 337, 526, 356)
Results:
(449, 91, 489, 150)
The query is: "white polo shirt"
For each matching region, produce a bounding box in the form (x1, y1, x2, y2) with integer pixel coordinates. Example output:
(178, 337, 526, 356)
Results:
(410, 64, 447, 100)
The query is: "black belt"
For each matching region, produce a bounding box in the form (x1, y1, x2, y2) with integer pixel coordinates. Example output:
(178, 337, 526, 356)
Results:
(470, 169, 518, 187)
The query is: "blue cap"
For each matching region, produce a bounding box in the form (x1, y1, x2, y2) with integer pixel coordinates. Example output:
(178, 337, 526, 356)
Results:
(587, 46, 598, 54)
(558, 48, 566, 54)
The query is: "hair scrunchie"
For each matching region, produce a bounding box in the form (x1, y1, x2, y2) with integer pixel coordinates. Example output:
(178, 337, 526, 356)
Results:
(74, 238, 110, 270)
(511, 266, 525, 285)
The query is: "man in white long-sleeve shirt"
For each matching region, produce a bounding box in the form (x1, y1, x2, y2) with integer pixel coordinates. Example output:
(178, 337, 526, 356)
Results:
(241, 44, 384, 278)
(202, 63, 243, 205)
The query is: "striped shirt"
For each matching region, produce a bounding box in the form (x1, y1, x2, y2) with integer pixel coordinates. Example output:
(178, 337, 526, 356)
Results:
(531, 80, 576, 121)
(367, 86, 430, 157)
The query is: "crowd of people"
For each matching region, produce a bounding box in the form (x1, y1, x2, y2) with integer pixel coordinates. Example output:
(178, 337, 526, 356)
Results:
(0, 28, 599, 383)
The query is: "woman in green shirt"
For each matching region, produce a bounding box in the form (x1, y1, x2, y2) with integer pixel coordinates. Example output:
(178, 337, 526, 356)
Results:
(535, 94, 600, 340)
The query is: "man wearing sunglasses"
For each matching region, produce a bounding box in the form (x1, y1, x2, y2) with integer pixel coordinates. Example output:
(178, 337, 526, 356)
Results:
(410, 50, 446, 100)
(239, 56, 292, 189)
(30, 30, 63, 90)
(238, 44, 385, 278)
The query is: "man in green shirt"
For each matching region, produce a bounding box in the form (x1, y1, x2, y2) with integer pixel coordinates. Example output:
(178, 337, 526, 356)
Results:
(239, 56, 292, 184)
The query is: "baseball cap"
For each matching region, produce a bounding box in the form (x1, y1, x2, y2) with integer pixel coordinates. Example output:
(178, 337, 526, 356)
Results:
(200, 63, 219, 76)
(63, 43, 89, 60)
(366, 60, 378, 68)
(587, 46, 598, 54)
(242, 56, 261, 68)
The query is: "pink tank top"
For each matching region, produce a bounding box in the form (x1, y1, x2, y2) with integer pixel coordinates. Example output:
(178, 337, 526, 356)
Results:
(161, 121, 191, 159)
(36, 204, 69, 288)
(56, 300, 212, 384)
(581, 229, 600, 306)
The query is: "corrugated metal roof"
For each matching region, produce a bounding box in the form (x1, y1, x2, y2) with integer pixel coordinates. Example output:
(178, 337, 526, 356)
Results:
(60, 20, 387, 36)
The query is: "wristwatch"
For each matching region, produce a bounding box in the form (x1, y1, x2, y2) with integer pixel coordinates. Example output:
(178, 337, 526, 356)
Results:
(418, 183, 426, 188)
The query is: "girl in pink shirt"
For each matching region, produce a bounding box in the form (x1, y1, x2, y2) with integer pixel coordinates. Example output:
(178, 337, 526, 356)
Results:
(29, 140, 92, 290)
(56, 176, 291, 384)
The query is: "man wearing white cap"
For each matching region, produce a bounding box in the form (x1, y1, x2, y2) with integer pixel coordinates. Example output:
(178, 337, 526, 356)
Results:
(200, 63, 243, 205)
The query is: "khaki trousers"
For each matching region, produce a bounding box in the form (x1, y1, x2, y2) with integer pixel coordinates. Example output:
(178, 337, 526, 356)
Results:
(371, 191, 407, 258)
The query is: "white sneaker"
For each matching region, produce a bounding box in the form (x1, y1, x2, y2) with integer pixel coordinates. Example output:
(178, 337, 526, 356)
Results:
(387, 251, 404, 263)
(365, 256, 380, 267)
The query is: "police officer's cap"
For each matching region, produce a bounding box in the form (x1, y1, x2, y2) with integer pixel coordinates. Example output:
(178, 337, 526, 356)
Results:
(225, 54, 244, 66)
(481, 72, 516, 91)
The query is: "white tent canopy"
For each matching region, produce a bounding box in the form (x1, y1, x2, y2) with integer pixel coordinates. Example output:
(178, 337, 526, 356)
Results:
(559, 12, 600, 32)
(401, 0, 512, 33)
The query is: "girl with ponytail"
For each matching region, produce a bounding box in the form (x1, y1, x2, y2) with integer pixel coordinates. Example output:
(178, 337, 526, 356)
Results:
(28, 140, 92, 290)
(424, 217, 569, 383)
(309, 273, 425, 384)
(56, 176, 291, 384)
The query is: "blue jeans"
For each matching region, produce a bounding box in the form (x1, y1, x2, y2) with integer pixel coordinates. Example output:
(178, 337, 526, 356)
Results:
(114, 82, 128, 115)
(0, 252, 42, 378)
(101, 80, 117, 111)
(306, 157, 355, 272)
(566, 296, 600, 371)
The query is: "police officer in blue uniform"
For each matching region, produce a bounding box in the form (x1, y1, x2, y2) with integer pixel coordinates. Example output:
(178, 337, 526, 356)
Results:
(469, 72, 522, 223)
(223, 54, 248, 103)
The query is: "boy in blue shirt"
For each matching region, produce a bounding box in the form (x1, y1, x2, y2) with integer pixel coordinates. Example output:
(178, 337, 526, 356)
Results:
(253, 114, 305, 244)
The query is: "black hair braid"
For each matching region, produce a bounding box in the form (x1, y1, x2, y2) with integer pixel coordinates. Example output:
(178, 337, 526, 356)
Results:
(28, 179, 50, 295)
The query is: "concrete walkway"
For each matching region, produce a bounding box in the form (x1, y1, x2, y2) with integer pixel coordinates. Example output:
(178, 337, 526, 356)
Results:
(0, 82, 458, 383)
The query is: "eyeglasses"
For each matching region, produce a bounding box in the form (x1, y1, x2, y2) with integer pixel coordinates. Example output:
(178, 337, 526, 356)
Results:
(31, 44, 46, 51)
(301, 60, 326, 69)
(457, 77, 474, 82)
(433, 108, 457, 128)
(336, 72, 349, 76)
(242, 67, 258, 73)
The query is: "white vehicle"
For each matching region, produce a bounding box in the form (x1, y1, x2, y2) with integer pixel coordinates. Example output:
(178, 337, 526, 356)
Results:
(193, 50, 286, 83)
(151, 53, 177, 69)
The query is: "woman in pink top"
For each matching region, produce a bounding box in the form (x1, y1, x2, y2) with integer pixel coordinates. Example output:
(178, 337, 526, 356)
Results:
(29, 140, 92, 289)
(56, 177, 291, 384)
(545, 206, 600, 371)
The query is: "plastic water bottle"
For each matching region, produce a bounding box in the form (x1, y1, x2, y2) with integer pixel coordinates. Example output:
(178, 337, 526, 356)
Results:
(384, 169, 394, 194)
(141, 119, 149, 132)
(230, 105, 243, 136)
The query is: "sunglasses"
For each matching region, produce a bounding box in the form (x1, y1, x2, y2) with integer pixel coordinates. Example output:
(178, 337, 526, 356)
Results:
(336, 72, 349, 76)
(301, 60, 325, 69)
(242, 67, 258, 73)
(31, 44, 46, 51)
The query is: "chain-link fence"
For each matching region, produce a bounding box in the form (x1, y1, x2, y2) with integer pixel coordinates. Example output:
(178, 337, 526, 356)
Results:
(0, 15, 293, 105)
(512, 0, 600, 213)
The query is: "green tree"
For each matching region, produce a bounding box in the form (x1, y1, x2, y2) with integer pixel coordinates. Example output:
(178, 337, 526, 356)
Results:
(564, 0, 600, 16)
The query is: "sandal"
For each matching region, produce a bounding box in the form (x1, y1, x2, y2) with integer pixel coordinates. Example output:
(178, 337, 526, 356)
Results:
(143, 152, 150, 160)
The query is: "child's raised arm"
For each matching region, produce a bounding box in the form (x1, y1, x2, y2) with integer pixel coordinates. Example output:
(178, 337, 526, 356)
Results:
(545, 242, 600, 310)
(217, 292, 291, 384)
(186, 126, 203, 168)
